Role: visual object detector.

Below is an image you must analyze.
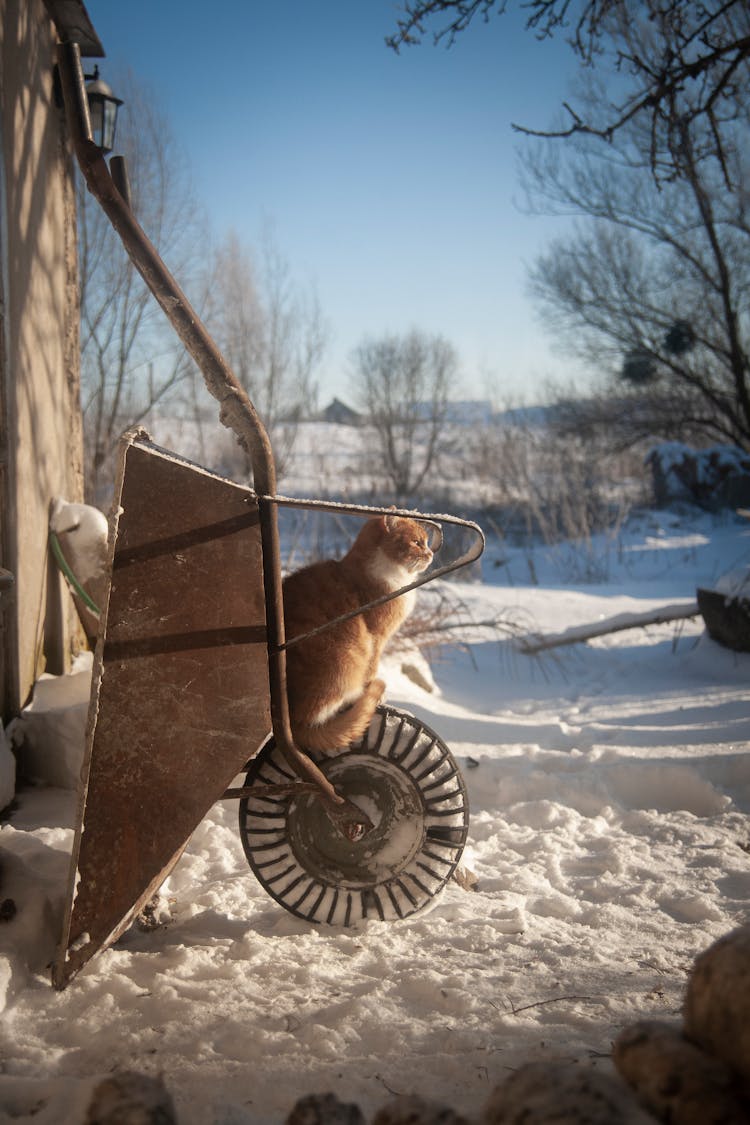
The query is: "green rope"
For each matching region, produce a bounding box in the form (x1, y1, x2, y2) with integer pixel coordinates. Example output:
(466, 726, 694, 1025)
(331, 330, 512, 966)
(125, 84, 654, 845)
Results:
(49, 532, 101, 616)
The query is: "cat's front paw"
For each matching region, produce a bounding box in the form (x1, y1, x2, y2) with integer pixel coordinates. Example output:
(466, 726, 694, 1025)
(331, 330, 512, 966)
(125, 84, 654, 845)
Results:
(317, 745, 348, 759)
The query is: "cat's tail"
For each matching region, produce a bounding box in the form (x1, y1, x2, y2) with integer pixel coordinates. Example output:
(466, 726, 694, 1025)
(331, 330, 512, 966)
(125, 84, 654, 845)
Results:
(294, 679, 385, 756)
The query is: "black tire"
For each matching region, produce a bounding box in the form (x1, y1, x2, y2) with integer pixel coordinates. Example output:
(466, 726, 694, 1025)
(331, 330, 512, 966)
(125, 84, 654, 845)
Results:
(238, 704, 469, 925)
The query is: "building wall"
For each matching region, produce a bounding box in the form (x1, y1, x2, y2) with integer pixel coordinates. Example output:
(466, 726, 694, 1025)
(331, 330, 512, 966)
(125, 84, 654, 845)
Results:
(0, 0, 84, 719)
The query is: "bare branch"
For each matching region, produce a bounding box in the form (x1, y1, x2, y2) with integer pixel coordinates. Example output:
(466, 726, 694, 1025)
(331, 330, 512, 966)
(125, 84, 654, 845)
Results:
(388, 1, 750, 180)
(386, 0, 504, 52)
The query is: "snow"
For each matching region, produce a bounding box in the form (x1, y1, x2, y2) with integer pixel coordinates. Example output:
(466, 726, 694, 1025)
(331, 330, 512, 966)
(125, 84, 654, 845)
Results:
(1, 501, 749, 1124)
(9, 653, 93, 791)
(648, 441, 750, 483)
(646, 441, 750, 506)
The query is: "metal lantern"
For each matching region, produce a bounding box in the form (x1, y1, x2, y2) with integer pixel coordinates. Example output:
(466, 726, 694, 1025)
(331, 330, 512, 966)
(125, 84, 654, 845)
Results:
(85, 67, 122, 154)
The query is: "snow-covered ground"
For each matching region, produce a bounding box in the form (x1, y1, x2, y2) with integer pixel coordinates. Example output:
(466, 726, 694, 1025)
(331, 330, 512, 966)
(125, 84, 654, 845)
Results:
(1, 495, 749, 1124)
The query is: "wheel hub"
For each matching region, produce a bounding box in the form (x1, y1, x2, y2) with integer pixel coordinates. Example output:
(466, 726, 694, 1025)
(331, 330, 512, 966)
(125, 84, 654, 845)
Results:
(238, 705, 469, 925)
(287, 755, 425, 887)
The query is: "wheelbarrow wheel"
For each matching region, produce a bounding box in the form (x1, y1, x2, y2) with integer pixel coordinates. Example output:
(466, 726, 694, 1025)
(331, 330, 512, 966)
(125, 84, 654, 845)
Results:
(238, 704, 469, 925)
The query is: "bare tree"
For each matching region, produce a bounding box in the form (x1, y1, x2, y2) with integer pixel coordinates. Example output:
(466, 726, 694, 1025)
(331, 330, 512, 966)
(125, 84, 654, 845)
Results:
(350, 329, 456, 500)
(522, 70, 750, 450)
(387, 1, 750, 182)
(206, 230, 265, 395)
(206, 226, 327, 479)
(79, 71, 211, 502)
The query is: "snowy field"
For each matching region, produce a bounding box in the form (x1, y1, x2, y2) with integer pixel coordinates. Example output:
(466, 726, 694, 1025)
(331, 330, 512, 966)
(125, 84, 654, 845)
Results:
(1, 471, 749, 1122)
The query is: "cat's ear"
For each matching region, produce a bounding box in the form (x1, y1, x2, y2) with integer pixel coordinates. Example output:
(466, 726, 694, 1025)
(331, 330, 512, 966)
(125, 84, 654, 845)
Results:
(383, 508, 398, 533)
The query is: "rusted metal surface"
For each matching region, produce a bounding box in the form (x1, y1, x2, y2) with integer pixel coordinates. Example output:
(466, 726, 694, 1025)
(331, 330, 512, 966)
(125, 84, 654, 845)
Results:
(53, 436, 272, 987)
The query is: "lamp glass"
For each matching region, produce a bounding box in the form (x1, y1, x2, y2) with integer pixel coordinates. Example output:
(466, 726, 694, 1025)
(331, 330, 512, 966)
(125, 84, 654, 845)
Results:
(85, 81, 122, 155)
(88, 95, 104, 146)
(101, 99, 118, 153)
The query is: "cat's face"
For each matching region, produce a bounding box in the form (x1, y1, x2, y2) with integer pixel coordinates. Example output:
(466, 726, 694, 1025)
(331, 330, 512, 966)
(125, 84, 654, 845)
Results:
(382, 515, 434, 575)
(352, 514, 437, 590)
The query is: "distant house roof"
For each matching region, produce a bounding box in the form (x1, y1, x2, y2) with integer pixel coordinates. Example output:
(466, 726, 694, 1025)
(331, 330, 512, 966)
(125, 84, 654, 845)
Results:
(322, 398, 361, 425)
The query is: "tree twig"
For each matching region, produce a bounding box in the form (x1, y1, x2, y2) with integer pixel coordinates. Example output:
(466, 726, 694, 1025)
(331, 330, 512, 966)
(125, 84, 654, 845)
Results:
(507, 994, 597, 1015)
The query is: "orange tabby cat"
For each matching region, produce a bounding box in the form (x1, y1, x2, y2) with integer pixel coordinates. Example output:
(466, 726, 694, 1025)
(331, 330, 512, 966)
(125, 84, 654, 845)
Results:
(282, 514, 433, 754)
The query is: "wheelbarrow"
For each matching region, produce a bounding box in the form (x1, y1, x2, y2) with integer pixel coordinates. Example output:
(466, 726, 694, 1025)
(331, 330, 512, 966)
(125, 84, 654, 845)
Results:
(53, 44, 484, 987)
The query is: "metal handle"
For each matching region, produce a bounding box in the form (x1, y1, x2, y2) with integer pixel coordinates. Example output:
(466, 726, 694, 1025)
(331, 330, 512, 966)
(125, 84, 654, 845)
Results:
(265, 494, 485, 651)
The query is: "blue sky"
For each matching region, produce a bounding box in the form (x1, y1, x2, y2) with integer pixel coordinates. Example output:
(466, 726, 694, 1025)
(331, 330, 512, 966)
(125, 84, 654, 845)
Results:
(83, 1, 586, 407)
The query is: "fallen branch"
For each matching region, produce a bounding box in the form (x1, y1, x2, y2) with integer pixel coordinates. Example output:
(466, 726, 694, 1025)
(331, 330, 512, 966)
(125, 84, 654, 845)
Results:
(517, 601, 700, 655)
